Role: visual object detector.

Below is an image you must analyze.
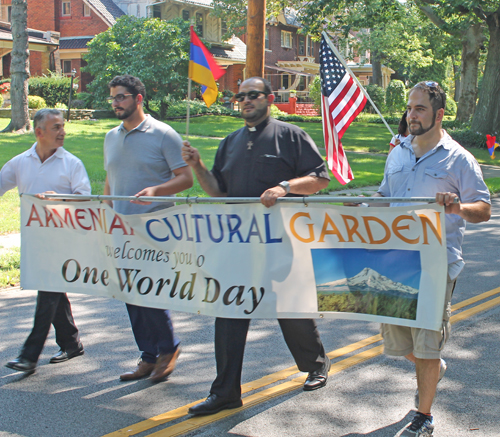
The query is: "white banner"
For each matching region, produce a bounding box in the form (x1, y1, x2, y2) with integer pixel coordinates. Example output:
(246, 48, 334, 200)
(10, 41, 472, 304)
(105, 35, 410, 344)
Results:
(20, 197, 447, 330)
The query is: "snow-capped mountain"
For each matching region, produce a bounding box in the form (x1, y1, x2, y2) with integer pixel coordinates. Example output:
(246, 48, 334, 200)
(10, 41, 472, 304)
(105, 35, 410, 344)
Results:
(317, 267, 418, 298)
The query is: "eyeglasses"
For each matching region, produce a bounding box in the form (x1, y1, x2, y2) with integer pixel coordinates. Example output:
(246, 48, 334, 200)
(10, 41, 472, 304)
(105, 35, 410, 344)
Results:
(234, 90, 269, 102)
(107, 93, 134, 103)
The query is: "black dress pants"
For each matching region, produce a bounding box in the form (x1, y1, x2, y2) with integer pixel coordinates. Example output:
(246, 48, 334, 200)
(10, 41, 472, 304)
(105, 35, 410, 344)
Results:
(20, 291, 80, 363)
(210, 317, 326, 400)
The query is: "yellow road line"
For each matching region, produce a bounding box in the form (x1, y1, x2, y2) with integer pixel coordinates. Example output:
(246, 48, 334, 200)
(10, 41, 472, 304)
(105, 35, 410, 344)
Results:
(103, 287, 500, 437)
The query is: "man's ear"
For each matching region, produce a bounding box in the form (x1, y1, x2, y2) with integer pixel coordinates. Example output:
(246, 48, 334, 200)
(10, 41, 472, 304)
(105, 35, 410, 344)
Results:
(436, 107, 445, 122)
(137, 94, 143, 104)
(267, 93, 275, 105)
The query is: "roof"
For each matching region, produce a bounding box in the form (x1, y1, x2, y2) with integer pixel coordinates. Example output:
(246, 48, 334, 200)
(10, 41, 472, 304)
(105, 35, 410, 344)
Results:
(59, 37, 94, 50)
(282, 8, 301, 27)
(0, 22, 58, 49)
(169, 0, 214, 8)
(210, 36, 246, 62)
(84, 0, 125, 27)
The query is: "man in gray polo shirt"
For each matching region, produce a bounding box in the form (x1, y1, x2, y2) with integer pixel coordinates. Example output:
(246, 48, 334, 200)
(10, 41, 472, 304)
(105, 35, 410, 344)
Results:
(104, 75, 193, 382)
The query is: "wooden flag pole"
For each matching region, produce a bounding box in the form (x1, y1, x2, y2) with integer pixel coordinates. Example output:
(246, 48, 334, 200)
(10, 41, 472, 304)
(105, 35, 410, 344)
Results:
(322, 31, 395, 138)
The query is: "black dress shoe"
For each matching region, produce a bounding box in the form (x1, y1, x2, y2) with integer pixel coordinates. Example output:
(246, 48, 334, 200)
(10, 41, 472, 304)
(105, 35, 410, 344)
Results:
(188, 393, 243, 416)
(50, 343, 84, 364)
(5, 357, 36, 373)
(303, 355, 331, 391)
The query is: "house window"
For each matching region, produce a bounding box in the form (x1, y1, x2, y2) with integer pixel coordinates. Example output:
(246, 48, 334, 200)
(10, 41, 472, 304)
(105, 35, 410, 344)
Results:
(221, 20, 227, 37)
(136, 4, 140, 17)
(196, 13, 203, 36)
(281, 31, 292, 49)
(62, 60, 72, 74)
(152, 5, 161, 18)
(298, 35, 305, 55)
(281, 74, 290, 90)
(307, 37, 314, 57)
(265, 29, 269, 49)
(182, 10, 190, 21)
(62, 1, 71, 16)
(83, 4, 91, 17)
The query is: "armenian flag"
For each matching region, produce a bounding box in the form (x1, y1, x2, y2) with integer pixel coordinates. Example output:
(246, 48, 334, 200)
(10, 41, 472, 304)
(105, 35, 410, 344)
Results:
(487, 134, 500, 159)
(189, 26, 225, 107)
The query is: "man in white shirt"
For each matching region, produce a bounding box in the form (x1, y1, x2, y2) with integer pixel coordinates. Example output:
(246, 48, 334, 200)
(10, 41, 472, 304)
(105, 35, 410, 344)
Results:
(1, 108, 91, 374)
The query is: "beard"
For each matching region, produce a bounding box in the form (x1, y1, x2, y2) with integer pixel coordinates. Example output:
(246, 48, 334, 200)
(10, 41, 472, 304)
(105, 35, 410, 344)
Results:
(115, 105, 136, 120)
(409, 111, 436, 136)
(242, 103, 268, 123)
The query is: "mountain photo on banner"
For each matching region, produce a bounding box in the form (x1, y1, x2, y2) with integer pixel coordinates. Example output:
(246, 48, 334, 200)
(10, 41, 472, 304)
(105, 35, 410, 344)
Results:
(312, 248, 421, 320)
(320, 34, 367, 185)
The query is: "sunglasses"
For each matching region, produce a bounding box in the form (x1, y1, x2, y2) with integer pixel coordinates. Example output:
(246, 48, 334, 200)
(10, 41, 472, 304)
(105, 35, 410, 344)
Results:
(234, 90, 269, 102)
(425, 81, 439, 88)
(107, 93, 134, 103)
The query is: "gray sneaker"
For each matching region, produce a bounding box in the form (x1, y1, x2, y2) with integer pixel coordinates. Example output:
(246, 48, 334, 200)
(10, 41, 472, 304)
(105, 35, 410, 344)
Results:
(399, 412, 434, 436)
(414, 358, 447, 409)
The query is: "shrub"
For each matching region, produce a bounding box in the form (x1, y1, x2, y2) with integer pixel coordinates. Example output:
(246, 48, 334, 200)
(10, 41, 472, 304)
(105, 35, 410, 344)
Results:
(0, 82, 10, 94)
(270, 105, 287, 117)
(386, 80, 406, 115)
(365, 84, 385, 113)
(29, 73, 76, 107)
(28, 95, 47, 109)
(0, 94, 3, 108)
(445, 97, 457, 117)
(71, 99, 86, 109)
(448, 128, 485, 148)
(55, 102, 68, 110)
(164, 99, 241, 118)
(308, 75, 322, 113)
(275, 114, 322, 123)
(76, 92, 94, 109)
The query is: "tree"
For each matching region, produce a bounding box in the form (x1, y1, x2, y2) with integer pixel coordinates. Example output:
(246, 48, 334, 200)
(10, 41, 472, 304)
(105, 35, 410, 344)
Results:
(84, 16, 191, 118)
(386, 80, 406, 115)
(2, 0, 30, 133)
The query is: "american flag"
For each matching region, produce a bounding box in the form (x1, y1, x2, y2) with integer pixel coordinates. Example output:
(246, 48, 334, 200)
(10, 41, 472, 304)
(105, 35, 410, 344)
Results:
(320, 34, 367, 185)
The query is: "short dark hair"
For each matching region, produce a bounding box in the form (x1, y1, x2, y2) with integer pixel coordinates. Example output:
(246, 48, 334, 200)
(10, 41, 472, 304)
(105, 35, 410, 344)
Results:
(245, 77, 273, 95)
(410, 81, 446, 114)
(398, 110, 408, 136)
(108, 75, 146, 99)
(33, 108, 63, 130)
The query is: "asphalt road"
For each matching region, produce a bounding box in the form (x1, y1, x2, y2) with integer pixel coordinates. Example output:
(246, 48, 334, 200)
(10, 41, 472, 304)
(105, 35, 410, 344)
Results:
(1, 199, 500, 437)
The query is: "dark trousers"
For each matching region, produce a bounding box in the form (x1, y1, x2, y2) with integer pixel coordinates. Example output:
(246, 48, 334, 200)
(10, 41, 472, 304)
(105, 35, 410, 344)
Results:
(126, 304, 180, 363)
(210, 317, 326, 400)
(20, 291, 80, 363)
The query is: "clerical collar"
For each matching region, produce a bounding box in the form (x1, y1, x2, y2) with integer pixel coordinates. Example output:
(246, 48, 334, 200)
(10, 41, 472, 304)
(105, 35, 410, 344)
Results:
(248, 126, 256, 132)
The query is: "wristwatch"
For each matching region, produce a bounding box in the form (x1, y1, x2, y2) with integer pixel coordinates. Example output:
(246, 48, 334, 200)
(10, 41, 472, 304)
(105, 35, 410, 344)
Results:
(278, 180, 290, 194)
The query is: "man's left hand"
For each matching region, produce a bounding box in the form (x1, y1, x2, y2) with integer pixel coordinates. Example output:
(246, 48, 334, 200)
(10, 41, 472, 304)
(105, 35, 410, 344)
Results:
(435, 192, 460, 214)
(131, 187, 156, 205)
(261, 186, 287, 208)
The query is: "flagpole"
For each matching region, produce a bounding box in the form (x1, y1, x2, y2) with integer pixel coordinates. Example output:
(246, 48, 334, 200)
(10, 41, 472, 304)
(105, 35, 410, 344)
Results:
(322, 31, 395, 138)
(186, 78, 191, 139)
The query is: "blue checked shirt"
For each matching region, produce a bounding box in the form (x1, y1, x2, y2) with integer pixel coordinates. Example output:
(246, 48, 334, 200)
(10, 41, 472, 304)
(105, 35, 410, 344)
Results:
(378, 130, 490, 275)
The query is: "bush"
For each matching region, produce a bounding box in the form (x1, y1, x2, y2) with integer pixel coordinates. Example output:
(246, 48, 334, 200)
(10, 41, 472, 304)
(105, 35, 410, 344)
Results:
(71, 99, 86, 109)
(270, 105, 288, 117)
(163, 99, 241, 118)
(55, 102, 68, 110)
(308, 75, 322, 113)
(365, 84, 385, 113)
(0, 94, 3, 108)
(386, 80, 406, 115)
(29, 73, 75, 107)
(28, 95, 47, 109)
(275, 114, 322, 123)
(445, 97, 457, 117)
(76, 92, 94, 109)
(448, 128, 485, 148)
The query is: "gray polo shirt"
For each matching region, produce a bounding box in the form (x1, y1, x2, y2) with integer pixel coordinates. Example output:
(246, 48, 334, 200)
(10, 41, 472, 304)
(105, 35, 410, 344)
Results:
(378, 130, 490, 269)
(104, 115, 187, 215)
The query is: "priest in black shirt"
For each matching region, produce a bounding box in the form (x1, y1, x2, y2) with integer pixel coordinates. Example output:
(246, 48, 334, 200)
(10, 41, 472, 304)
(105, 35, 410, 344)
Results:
(182, 77, 331, 416)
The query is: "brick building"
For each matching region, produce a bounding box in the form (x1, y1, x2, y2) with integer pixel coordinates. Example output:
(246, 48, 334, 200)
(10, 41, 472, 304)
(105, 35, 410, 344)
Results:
(0, 0, 124, 91)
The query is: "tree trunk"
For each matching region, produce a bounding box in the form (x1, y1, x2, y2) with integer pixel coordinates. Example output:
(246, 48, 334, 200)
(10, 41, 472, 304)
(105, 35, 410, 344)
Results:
(371, 54, 383, 87)
(452, 55, 461, 103)
(471, 10, 500, 136)
(456, 22, 484, 123)
(2, 0, 30, 133)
